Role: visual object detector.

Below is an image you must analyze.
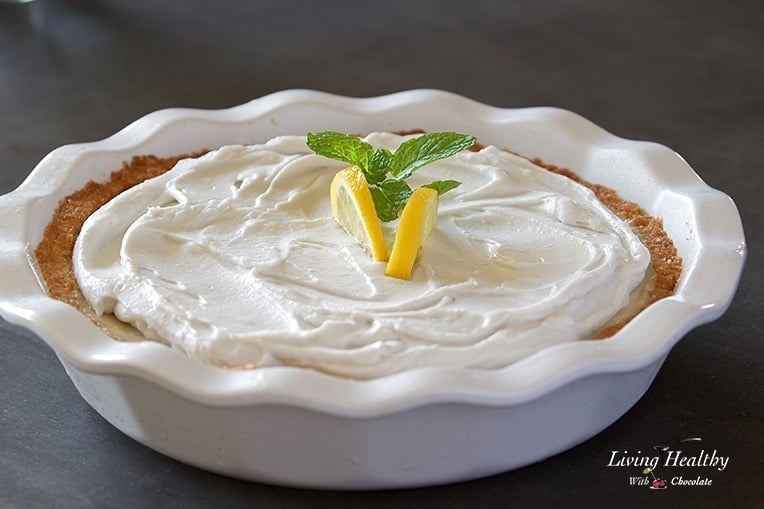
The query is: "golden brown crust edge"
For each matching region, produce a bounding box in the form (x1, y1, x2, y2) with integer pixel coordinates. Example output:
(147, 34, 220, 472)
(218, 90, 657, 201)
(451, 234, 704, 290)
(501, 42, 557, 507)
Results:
(531, 159, 682, 338)
(34, 153, 205, 327)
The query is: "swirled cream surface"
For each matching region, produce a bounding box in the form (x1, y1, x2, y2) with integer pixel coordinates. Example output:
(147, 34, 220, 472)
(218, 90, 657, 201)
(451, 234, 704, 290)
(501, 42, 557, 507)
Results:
(74, 133, 650, 379)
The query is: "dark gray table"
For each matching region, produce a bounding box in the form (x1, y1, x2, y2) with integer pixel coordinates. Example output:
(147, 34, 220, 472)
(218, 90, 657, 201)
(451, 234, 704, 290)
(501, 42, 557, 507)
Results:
(1, 1, 761, 507)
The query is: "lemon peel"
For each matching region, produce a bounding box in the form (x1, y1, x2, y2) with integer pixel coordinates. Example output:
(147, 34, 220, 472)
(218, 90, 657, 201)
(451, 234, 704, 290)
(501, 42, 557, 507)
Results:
(385, 186, 439, 280)
(330, 165, 389, 261)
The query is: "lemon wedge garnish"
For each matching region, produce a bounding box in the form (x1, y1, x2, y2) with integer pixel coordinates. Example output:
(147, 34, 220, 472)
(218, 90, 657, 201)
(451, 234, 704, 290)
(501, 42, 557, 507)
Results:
(330, 165, 389, 261)
(385, 186, 439, 280)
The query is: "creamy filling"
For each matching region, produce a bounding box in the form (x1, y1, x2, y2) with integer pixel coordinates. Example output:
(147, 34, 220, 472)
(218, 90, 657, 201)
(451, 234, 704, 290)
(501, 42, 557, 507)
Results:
(73, 133, 650, 379)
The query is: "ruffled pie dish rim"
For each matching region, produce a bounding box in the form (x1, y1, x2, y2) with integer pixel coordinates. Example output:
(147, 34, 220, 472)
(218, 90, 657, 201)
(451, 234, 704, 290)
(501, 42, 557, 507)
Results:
(0, 89, 746, 417)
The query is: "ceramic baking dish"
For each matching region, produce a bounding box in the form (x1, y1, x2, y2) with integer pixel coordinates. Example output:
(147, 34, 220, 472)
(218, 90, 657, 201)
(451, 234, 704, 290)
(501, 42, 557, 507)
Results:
(0, 90, 746, 489)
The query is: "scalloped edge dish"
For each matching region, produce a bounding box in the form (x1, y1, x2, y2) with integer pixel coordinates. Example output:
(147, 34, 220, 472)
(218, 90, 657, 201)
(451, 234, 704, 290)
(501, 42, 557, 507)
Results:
(0, 90, 746, 489)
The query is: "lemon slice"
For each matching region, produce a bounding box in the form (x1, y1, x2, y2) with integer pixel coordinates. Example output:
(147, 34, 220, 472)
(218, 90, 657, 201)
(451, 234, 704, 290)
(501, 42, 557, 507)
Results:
(385, 186, 439, 280)
(330, 165, 388, 261)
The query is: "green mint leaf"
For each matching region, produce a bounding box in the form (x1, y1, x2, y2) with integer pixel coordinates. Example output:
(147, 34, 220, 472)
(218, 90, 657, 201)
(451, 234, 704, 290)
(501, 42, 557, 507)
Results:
(367, 147, 392, 185)
(388, 132, 476, 180)
(370, 180, 412, 222)
(423, 179, 461, 195)
(306, 131, 374, 172)
(307, 130, 476, 224)
(369, 188, 398, 222)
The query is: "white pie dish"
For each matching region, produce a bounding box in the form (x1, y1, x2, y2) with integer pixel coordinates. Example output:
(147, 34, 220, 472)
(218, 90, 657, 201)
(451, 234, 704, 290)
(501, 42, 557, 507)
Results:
(0, 89, 745, 489)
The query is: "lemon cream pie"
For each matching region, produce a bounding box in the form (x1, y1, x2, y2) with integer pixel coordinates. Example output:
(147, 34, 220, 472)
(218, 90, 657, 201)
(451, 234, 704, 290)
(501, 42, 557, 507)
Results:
(35, 133, 681, 379)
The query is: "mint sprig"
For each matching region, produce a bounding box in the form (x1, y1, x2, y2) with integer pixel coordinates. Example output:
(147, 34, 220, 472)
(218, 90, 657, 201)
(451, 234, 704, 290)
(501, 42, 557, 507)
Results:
(307, 131, 475, 222)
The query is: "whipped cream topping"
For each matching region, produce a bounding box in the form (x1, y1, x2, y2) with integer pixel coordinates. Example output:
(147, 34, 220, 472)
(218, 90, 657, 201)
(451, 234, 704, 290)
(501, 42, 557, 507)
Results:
(74, 133, 650, 379)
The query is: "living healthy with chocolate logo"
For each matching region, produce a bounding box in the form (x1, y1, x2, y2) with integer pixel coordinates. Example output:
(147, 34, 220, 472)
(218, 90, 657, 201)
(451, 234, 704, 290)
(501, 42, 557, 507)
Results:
(606, 438, 730, 490)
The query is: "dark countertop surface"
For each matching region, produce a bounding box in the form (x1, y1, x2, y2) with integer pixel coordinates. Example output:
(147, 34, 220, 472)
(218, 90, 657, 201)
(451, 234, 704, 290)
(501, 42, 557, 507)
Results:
(1, 1, 761, 507)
